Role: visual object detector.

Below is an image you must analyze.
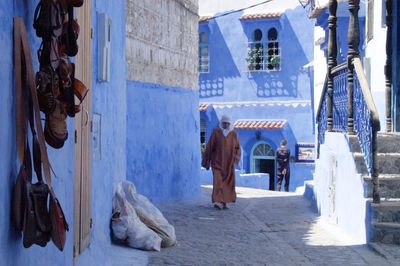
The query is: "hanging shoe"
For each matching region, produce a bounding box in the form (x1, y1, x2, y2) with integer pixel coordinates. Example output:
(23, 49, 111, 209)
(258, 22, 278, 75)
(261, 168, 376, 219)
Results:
(44, 100, 68, 149)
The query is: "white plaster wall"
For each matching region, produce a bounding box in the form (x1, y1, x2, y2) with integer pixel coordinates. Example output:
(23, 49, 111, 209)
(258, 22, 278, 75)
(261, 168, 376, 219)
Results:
(314, 26, 327, 114)
(126, 0, 198, 89)
(364, 0, 387, 131)
(314, 132, 368, 244)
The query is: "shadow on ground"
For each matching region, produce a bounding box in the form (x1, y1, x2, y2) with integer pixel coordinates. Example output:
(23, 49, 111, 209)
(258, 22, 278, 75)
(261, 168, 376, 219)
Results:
(144, 186, 392, 266)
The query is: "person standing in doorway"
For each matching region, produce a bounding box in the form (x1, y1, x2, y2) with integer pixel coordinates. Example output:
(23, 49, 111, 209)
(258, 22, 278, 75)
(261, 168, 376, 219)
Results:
(276, 139, 290, 192)
(202, 115, 241, 210)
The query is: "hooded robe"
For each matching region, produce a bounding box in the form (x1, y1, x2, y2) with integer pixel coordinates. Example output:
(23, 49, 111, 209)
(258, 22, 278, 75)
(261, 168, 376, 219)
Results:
(202, 127, 241, 203)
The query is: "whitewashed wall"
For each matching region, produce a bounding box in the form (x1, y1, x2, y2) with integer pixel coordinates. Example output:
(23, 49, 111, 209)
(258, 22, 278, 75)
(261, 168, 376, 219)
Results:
(126, 0, 199, 89)
(364, 0, 388, 132)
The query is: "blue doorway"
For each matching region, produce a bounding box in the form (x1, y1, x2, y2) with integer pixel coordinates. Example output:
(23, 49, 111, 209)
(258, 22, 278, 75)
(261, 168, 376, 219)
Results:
(250, 142, 275, 190)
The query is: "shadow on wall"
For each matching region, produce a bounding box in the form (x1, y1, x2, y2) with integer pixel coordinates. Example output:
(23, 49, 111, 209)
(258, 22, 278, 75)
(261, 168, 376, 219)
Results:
(246, 6, 311, 99)
(252, 73, 298, 98)
(199, 11, 243, 98)
(199, 78, 224, 98)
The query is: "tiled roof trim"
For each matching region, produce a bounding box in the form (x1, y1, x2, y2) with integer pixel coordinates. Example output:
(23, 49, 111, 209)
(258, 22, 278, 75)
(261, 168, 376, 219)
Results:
(234, 120, 286, 130)
(239, 12, 283, 20)
(199, 16, 212, 23)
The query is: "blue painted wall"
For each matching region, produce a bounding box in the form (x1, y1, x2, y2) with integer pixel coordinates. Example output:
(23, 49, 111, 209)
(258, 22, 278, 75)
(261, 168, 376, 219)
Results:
(205, 104, 313, 144)
(199, 6, 313, 101)
(0, 0, 129, 265)
(126, 81, 201, 203)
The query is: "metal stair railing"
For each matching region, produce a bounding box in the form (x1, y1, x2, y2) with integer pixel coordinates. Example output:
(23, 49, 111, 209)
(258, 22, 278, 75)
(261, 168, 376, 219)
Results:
(353, 57, 381, 203)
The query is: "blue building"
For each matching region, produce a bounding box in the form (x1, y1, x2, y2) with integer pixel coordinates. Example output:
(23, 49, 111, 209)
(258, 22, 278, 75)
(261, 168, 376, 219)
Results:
(199, 0, 315, 191)
(0, 0, 200, 264)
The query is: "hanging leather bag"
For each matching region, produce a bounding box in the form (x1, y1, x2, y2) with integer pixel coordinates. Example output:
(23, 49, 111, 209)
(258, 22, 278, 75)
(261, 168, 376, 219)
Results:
(12, 146, 32, 232)
(49, 193, 69, 251)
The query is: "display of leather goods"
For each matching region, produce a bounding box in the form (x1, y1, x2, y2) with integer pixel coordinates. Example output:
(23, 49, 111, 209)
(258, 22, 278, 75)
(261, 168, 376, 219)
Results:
(60, 5, 79, 57)
(49, 192, 69, 251)
(70, 62, 88, 106)
(33, 0, 63, 40)
(33, 0, 86, 146)
(65, 59, 76, 117)
(58, 58, 73, 87)
(36, 68, 58, 114)
(73, 77, 88, 103)
(15, 16, 72, 251)
(14, 0, 86, 250)
(69, 0, 84, 7)
(44, 100, 68, 149)
(22, 182, 51, 248)
(12, 142, 34, 232)
(32, 134, 43, 182)
(60, 0, 84, 8)
(12, 165, 29, 232)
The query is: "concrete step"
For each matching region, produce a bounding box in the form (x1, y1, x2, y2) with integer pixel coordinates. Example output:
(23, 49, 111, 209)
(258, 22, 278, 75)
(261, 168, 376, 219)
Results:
(364, 175, 400, 199)
(348, 134, 400, 154)
(355, 153, 400, 175)
(371, 200, 400, 223)
(371, 222, 400, 245)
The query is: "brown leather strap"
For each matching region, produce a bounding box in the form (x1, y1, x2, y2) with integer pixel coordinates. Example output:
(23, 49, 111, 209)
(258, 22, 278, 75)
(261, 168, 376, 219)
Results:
(14, 18, 26, 163)
(15, 17, 52, 189)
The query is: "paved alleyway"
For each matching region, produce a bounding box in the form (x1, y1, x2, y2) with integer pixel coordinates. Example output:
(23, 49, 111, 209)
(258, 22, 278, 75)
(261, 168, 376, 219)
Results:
(145, 186, 395, 266)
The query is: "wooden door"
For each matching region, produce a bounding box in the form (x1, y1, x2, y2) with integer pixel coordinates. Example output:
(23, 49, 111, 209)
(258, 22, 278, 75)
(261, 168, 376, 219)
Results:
(73, 0, 92, 257)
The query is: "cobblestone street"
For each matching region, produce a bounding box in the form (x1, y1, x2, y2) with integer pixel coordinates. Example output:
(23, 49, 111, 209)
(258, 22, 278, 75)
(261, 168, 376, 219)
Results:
(143, 186, 395, 266)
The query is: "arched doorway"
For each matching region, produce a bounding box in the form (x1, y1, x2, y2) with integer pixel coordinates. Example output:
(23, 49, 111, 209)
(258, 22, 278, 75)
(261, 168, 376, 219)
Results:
(250, 142, 275, 190)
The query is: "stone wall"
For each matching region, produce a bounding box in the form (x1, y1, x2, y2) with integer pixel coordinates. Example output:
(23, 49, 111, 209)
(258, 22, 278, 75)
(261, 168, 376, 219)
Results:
(126, 0, 198, 89)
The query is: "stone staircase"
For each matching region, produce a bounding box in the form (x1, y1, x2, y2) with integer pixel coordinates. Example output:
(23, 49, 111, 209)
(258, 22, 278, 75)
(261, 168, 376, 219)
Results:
(349, 133, 400, 244)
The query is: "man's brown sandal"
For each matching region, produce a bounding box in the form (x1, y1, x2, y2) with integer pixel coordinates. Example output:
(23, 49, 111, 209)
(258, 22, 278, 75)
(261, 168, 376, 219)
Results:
(213, 204, 222, 210)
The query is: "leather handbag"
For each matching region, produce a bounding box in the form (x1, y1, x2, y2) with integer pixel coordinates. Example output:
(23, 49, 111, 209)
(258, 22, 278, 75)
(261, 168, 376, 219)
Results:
(49, 192, 69, 251)
(23, 182, 51, 248)
(12, 160, 30, 232)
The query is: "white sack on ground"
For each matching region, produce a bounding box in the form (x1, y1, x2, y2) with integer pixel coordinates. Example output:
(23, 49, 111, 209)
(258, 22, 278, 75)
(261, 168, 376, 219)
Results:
(111, 183, 162, 251)
(119, 181, 177, 248)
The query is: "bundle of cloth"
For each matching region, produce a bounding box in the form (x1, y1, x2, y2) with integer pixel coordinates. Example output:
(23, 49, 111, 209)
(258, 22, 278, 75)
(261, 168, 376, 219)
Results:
(111, 181, 176, 251)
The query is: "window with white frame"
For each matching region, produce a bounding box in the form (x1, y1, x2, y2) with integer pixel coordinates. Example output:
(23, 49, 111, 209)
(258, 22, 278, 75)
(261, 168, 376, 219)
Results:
(247, 29, 264, 70)
(199, 32, 209, 73)
(247, 27, 280, 71)
(267, 28, 280, 71)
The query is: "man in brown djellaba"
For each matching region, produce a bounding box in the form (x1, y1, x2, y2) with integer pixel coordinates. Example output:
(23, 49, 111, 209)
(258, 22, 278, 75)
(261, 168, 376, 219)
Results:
(202, 115, 241, 210)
